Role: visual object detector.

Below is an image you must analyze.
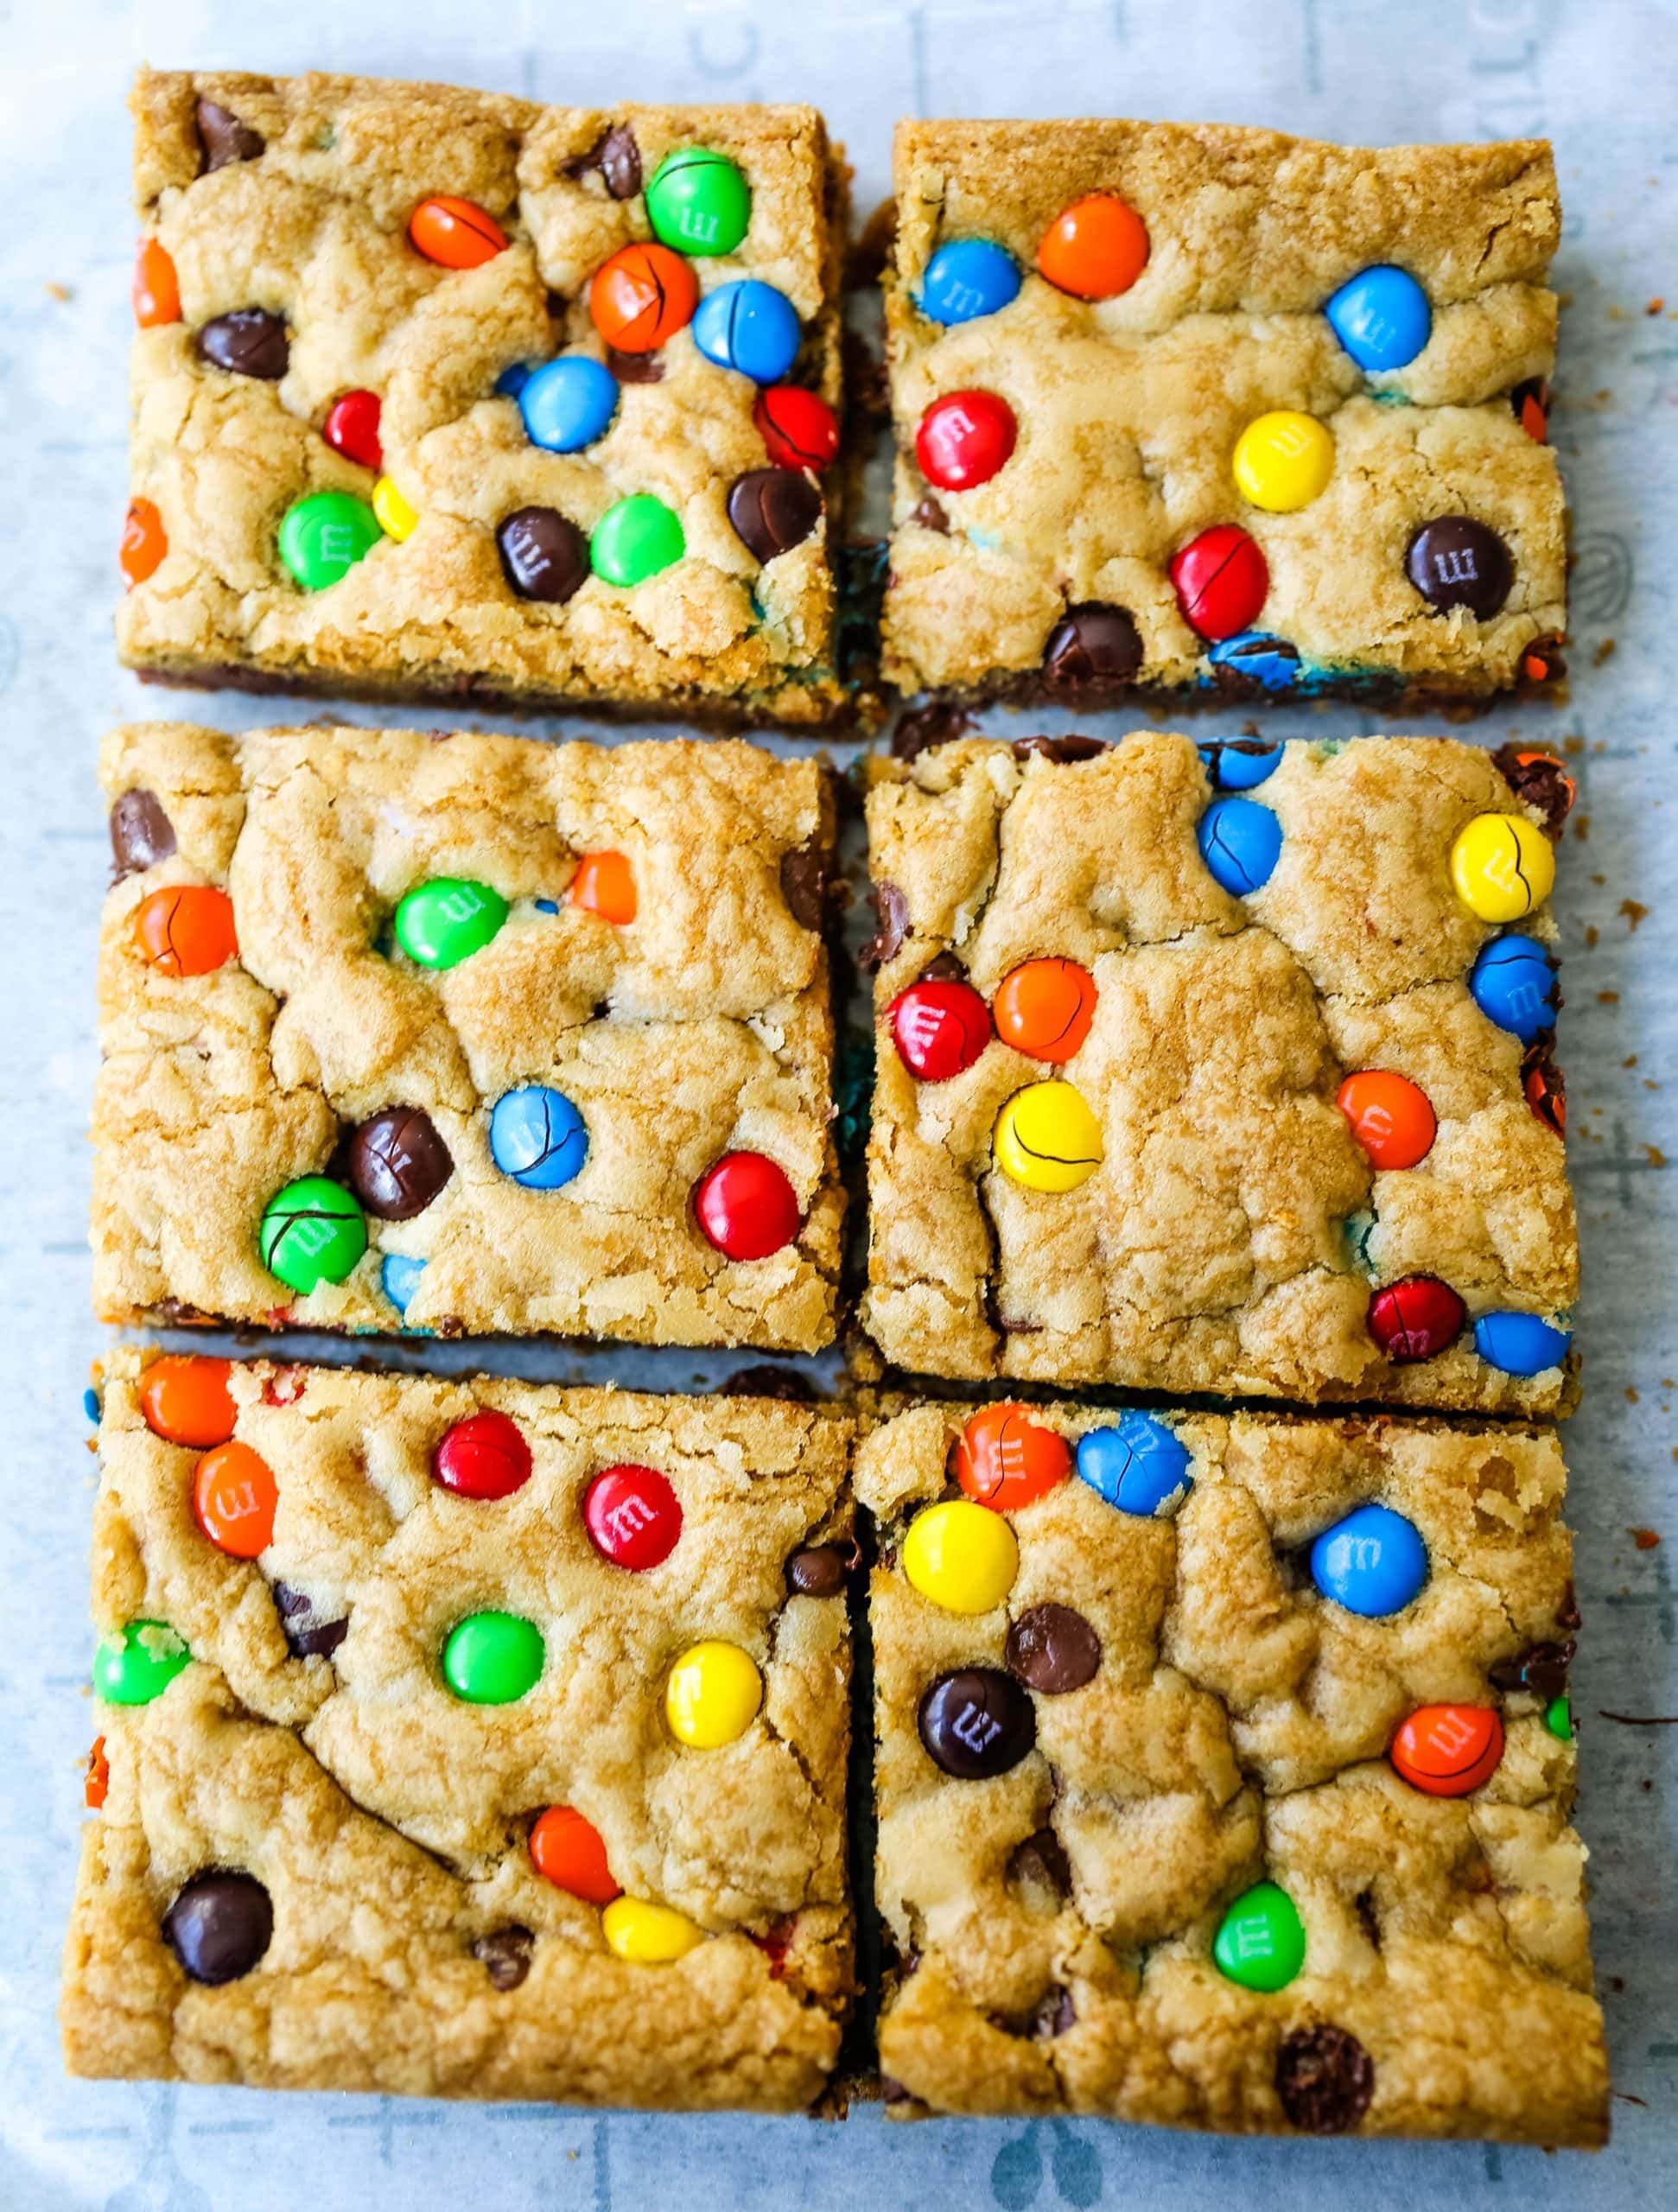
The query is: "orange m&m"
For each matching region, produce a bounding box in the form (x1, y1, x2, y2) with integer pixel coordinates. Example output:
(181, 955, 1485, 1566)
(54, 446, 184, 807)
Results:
(132, 885, 238, 976)
(121, 499, 167, 588)
(133, 238, 181, 327)
(1390, 1704, 1503, 1796)
(140, 1355, 238, 1448)
(589, 243, 699, 353)
(569, 849, 637, 925)
(531, 1804, 621, 1904)
(409, 195, 508, 270)
(1336, 1071, 1437, 1171)
(993, 957, 1097, 1064)
(1037, 194, 1149, 302)
(86, 1737, 109, 1810)
(953, 1404, 1071, 1510)
(192, 1440, 278, 1559)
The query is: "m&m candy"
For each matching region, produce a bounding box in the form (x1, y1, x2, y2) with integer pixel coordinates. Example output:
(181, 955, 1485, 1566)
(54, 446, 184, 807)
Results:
(495, 361, 533, 399)
(1213, 1881, 1306, 1993)
(133, 885, 238, 977)
(694, 1151, 801, 1260)
(1198, 795, 1282, 896)
(1075, 1413, 1192, 1518)
(1406, 518, 1512, 618)
(583, 1464, 682, 1571)
(381, 1253, 427, 1318)
(1310, 1503, 1427, 1618)
(1449, 813, 1554, 922)
(953, 1405, 1071, 1510)
(193, 1440, 277, 1558)
(1169, 524, 1268, 642)
(1205, 634, 1300, 695)
(163, 1872, 273, 1986)
(601, 1896, 705, 1961)
(918, 1667, 1035, 1779)
(646, 148, 752, 257)
(199, 309, 289, 381)
(1513, 377, 1550, 442)
(569, 849, 637, 925)
(591, 493, 684, 587)
(259, 1177, 367, 1294)
(727, 469, 822, 562)
(992, 957, 1096, 1063)
(902, 1499, 1020, 1615)
(531, 1805, 620, 1904)
(132, 238, 180, 327)
(94, 1619, 190, 1705)
(1198, 736, 1285, 790)
(753, 385, 840, 474)
(993, 1081, 1103, 1192)
(442, 1611, 544, 1703)
(1523, 1043, 1566, 1135)
(121, 498, 167, 588)
(1037, 194, 1148, 300)
(435, 1409, 533, 1501)
(888, 976, 991, 1082)
(85, 1738, 108, 1810)
(918, 238, 1021, 326)
(346, 1106, 453, 1220)
(409, 195, 507, 270)
(393, 877, 508, 967)
(1232, 410, 1334, 512)
(141, 1354, 237, 1447)
(692, 280, 801, 384)
(1473, 1310, 1572, 1376)
(278, 490, 381, 590)
(1336, 1071, 1437, 1171)
(916, 391, 1016, 493)
(499, 507, 589, 603)
(323, 389, 382, 470)
(1469, 935, 1558, 1042)
(1390, 1705, 1503, 1796)
(1546, 1695, 1573, 1740)
(589, 243, 698, 353)
(372, 475, 418, 542)
(1042, 602, 1142, 685)
(1324, 265, 1432, 372)
(665, 1640, 762, 1747)
(489, 1086, 588, 1190)
(519, 356, 620, 452)
(1368, 1274, 1465, 1362)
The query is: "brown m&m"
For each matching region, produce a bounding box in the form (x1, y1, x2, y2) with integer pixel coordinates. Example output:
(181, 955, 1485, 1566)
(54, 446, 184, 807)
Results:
(727, 469, 823, 563)
(162, 1871, 274, 1984)
(918, 1667, 1036, 1778)
(1041, 603, 1142, 688)
(346, 1107, 454, 1219)
(1407, 518, 1513, 617)
(497, 507, 589, 604)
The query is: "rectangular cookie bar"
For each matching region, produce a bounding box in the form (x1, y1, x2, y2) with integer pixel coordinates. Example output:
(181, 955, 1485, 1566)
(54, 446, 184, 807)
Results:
(95, 721, 842, 1348)
(859, 1399, 1605, 2144)
(863, 731, 1576, 1414)
(120, 71, 850, 725)
(64, 1351, 855, 2108)
(883, 118, 1564, 705)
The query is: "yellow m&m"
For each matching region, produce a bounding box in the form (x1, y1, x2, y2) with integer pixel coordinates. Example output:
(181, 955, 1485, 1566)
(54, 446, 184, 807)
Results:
(993, 1081, 1103, 1192)
(1450, 813, 1555, 922)
(1232, 410, 1334, 513)
(601, 1896, 706, 1962)
(902, 1498, 1020, 1615)
(664, 1640, 762, 1748)
(372, 474, 419, 542)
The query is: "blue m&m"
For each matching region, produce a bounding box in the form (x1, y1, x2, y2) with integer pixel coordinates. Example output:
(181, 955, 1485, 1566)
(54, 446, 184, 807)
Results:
(692, 281, 800, 384)
(1473, 1310, 1572, 1376)
(1198, 737, 1284, 791)
(1469, 935, 1558, 1044)
(381, 1253, 428, 1317)
(519, 357, 619, 453)
(1075, 1413, 1192, 1517)
(1310, 1503, 1427, 1618)
(489, 1086, 588, 1189)
(1198, 796, 1282, 895)
(1325, 265, 1433, 373)
(496, 361, 534, 399)
(1207, 632, 1301, 695)
(918, 239, 1021, 326)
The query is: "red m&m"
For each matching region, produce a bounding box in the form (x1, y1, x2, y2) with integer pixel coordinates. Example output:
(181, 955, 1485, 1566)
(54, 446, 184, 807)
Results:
(1336, 1071, 1437, 1171)
(193, 1441, 277, 1558)
(1368, 1275, 1466, 1362)
(953, 1404, 1071, 1510)
(531, 1804, 620, 1904)
(889, 977, 990, 1082)
(323, 390, 383, 471)
(409, 196, 507, 270)
(141, 1355, 237, 1447)
(916, 391, 1016, 493)
(434, 1410, 533, 1501)
(582, 1464, 682, 1571)
(694, 1151, 801, 1261)
(1168, 524, 1268, 643)
(1391, 1705, 1503, 1796)
(754, 386, 840, 474)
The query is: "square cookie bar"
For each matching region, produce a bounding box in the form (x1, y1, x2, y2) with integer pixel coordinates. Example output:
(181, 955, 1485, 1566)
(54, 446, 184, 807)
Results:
(883, 119, 1564, 705)
(119, 71, 849, 724)
(860, 1399, 1605, 2144)
(863, 731, 1576, 1413)
(95, 721, 842, 1348)
(64, 1352, 855, 2107)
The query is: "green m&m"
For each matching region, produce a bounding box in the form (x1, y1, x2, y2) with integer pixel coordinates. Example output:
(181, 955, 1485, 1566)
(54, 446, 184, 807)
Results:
(442, 1611, 544, 1704)
(591, 494, 684, 588)
(393, 878, 509, 968)
(1212, 1879, 1306, 1993)
(95, 1619, 190, 1705)
(1546, 1694, 1573, 1740)
(259, 1176, 367, 1294)
(278, 491, 381, 590)
(646, 148, 751, 257)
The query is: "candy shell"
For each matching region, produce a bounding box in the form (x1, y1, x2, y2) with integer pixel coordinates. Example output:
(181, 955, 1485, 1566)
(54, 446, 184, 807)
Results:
(1513, 377, 1549, 442)
(1205, 633, 1300, 695)
(1468, 934, 1558, 1042)
(489, 1086, 588, 1190)
(434, 1409, 533, 1501)
(953, 1405, 1071, 1511)
(409, 195, 507, 269)
(1449, 813, 1554, 923)
(1075, 1413, 1192, 1518)
(133, 885, 238, 976)
(1213, 1881, 1306, 1993)
(1407, 518, 1512, 618)
(140, 1355, 236, 1448)
(569, 849, 637, 925)
(1324, 265, 1432, 372)
(1391, 1705, 1503, 1796)
(888, 976, 991, 1082)
(531, 1805, 620, 1904)
(918, 1667, 1036, 1779)
(918, 238, 1021, 326)
(1367, 1274, 1465, 1362)
(121, 498, 167, 588)
(85, 1738, 108, 1809)
(916, 391, 1016, 493)
(498, 506, 589, 603)
(381, 1253, 427, 1318)
(993, 1081, 1103, 1192)
(692, 279, 801, 384)
(601, 1897, 704, 1961)
(589, 243, 698, 353)
(1198, 736, 1286, 790)
(1522, 1044, 1566, 1135)
(133, 238, 180, 327)
(1310, 1503, 1427, 1618)
(393, 878, 508, 968)
(992, 957, 1096, 1063)
(1169, 524, 1268, 642)
(1232, 410, 1334, 512)
(95, 1619, 190, 1706)
(646, 148, 752, 257)
(1546, 1694, 1573, 1740)
(1336, 1071, 1437, 1171)
(372, 474, 418, 542)
(1198, 796, 1282, 896)
(519, 356, 620, 453)
(665, 1640, 762, 1747)
(583, 1464, 682, 1571)
(1037, 194, 1149, 300)
(193, 1440, 277, 1558)
(1472, 1310, 1572, 1376)
(753, 385, 840, 473)
(259, 1176, 367, 1295)
(277, 490, 381, 590)
(591, 493, 684, 587)
(323, 389, 382, 469)
(495, 361, 532, 399)
(442, 1611, 544, 1703)
(902, 1499, 1020, 1615)
(694, 1151, 801, 1259)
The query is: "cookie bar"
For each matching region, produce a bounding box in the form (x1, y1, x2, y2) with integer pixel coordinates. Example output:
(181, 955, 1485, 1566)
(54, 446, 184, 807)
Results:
(119, 71, 850, 724)
(860, 1399, 1605, 2144)
(862, 732, 1576, 1412)
(883, 119, 1564, 705)
(94, 721, 842, 1348)
(64, 1351, 855, 2107)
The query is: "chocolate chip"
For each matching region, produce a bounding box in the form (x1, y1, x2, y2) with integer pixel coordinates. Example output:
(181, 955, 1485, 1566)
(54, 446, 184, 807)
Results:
(198, 309, 289, 380)
(1007, 1827, 1071, 1902)
(918, 1667, 1036, 1779)
(860, 881, 910, 969)
(908, 496, 950, 533)
(779, 838, 828, 931)
(1011, 734, 1110, 765)
(1492, 742, 1576, 836)
(918, 950, 967, 982)
(195, 99, 264, 172)
(1405, 518, 1513, 617)
(786, 1543, 851, 1598)
(110, 788, 176, 877)
(728, 469, 823, 563)
(346, 1107, 454, 1220)
(566, 124, 642, 200)
(497, 506, 588, 604)
(273, 1582, 348, 1661)
(1041, 602, 1143, 689)
(162, 1871, 273, 1985)
(721, 1364, 817, 1402)
(607, 346, 664, 385)
(1005, 1604, 1102, 1694)
(473, 1925, 535, 1991)
(1274, 2024, 1375, 2134)
(891, 701, 976, 760)
(1489, 1637, 1575, 1700)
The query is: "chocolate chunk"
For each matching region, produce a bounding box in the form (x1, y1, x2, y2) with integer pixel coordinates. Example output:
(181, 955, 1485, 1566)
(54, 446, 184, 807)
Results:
(1007, 1826, 1071, 1901)
(198, 309, 289, 380)
(1489, 1637, 1575, 1700)
(472, 1925, 535, 1991)
(567, 124, 642, 200)
(195, 99, 265, 171)
(1041, 602, 1143, 689)
(1274, 2024, 1375, 2134)
(1557, 1580, 1582, 1632)
(1005, 1604, 1102, 1694)
(1492, 742, 1576, 836)
(860, 880, 910, 969)
(918, 950, 967, 982)
(607, 346, 664, 385)
(908, 495, 950, 534)
(1011, 734, 1109, 765)
(786, 1543, 851, 1598)
(273, 1582, 349, 1661)
(497, 506, 588, 604)
(918, 1666, 1036, 1779)
(1405, 518, 1513, 617)
(720, 1364, 817, 1402)
(779, 838, 828, 931)
(728, 469, 823, 563)
(110, 788, 176, 877)
(162, 1871, 273, 1985)
(891, 701, 976, 760)
(346, 1107, 454, 1220)
(1046, 1986, 1077, 2037)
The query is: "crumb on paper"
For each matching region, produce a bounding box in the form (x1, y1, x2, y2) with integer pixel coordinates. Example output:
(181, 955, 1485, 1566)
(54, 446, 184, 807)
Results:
(1630, 1528, 1662, 1549)
(1648, 298, 1666, 315)
(44, 281, 73, 301)
(1593, 639, 1618, 666)
(1647, 1146, 1668, 1169)
(1587, 926, 1601, 948)
(1620, 899, 1649, 931)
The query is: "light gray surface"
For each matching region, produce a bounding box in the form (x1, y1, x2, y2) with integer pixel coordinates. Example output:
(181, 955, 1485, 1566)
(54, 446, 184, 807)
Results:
(2, 0, 1675, 2203)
